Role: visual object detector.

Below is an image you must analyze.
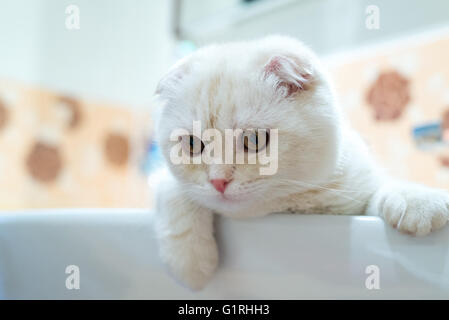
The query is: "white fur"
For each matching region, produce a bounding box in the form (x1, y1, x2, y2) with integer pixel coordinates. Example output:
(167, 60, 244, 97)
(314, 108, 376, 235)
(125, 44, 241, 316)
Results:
(153, 36, 449, 290)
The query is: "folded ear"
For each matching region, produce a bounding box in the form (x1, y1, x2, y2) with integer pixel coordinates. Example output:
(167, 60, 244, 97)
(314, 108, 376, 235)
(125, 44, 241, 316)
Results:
(155, 58, 191, 99)
(263, 55, 313, 97)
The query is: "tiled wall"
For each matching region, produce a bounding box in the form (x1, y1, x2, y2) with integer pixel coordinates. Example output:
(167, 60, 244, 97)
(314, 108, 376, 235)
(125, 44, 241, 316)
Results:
(0, 80, 151, 209)
(328, 31, 449, 189)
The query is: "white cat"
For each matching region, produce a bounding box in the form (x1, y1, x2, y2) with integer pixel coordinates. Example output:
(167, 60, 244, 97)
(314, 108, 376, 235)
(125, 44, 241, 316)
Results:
(153, 36, 449, 290)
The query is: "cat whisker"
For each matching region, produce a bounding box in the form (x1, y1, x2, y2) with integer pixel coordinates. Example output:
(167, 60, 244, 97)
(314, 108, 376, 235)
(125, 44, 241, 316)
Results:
(277, 178, 373, 194)
(276, 179, 365, 203)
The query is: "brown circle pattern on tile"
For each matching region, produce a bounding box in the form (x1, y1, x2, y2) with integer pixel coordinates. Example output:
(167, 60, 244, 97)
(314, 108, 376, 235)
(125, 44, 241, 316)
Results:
(366, 70, 411, 121)
(0, 98, 8, 130)
(439, 156, 449, 168)
(104, 133, 130, 166)
(26, 142, 63, 183)
(442, 108, 449, 130)
(58, 96, 82, 129)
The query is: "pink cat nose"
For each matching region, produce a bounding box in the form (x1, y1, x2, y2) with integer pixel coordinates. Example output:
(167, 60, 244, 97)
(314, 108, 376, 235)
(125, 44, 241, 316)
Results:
(210, 179, 231, 193)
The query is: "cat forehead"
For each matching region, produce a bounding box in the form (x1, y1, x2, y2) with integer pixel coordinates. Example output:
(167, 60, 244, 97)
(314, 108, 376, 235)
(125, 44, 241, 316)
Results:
(174, 74, 279, 131)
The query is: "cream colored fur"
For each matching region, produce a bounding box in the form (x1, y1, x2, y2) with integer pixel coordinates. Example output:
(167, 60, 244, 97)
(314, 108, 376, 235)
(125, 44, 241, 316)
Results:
(153, 36, 449, 290)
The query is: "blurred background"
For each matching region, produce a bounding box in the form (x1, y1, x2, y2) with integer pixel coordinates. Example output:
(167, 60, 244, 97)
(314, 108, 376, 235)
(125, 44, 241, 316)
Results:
(0, 0, 449, 209)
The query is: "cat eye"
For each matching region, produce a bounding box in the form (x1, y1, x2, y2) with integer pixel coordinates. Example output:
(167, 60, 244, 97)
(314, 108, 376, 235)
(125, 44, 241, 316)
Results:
(180, 135, 204, 156)
(242, 129, 270, 153)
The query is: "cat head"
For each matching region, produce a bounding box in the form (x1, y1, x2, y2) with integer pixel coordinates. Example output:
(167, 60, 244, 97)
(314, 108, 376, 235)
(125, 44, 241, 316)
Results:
(155, 36, 342, 216)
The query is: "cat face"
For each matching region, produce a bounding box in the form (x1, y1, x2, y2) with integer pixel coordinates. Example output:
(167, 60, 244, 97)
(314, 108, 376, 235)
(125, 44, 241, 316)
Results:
(155, 36, 341, 216)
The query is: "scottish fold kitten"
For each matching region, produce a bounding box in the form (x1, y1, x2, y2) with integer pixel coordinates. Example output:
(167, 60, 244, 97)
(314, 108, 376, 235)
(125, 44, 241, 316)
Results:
(153, 36, 449, 290)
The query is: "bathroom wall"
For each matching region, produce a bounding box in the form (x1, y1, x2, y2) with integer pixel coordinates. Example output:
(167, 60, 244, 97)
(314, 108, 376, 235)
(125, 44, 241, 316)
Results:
(327, 29, 449, 189)
(180, 0, 449, 55)
(0, 0, 175, 107)
(0, 1, 170, 209)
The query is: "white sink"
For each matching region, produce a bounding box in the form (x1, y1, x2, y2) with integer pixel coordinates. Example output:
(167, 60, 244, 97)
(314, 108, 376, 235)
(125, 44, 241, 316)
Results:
(1, 209, 449, 299)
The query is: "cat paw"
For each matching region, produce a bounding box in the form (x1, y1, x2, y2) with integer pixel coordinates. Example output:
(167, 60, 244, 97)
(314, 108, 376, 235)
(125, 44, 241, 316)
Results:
(378, 184, 449, 236)
(158, 231, 218, 290)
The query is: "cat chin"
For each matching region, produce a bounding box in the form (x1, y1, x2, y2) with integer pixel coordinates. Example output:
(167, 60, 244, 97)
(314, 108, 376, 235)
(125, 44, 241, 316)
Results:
(201, 196, 249, 207)
(197, 195, 257, 214)
(204, 195, 276, 218)
(213, 205, 272, 219)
